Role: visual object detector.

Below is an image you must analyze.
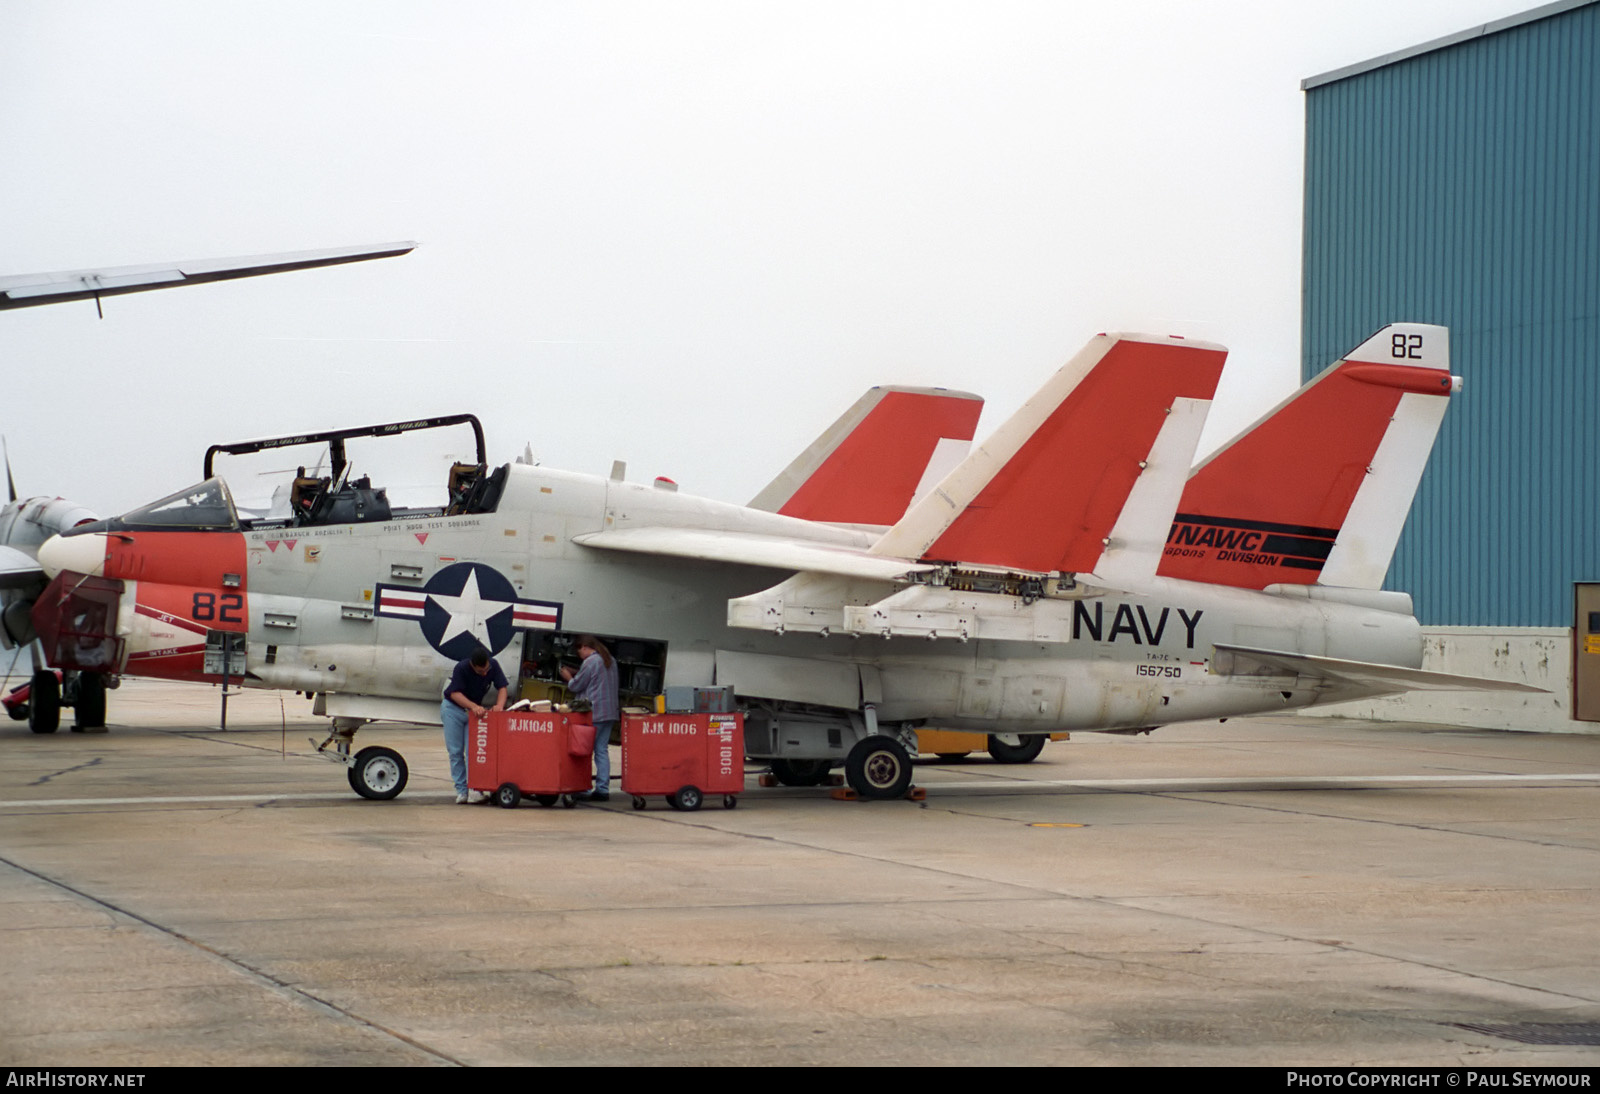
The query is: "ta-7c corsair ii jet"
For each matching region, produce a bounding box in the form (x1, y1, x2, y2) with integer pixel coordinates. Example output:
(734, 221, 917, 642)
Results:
(28, 322, 1536, 800)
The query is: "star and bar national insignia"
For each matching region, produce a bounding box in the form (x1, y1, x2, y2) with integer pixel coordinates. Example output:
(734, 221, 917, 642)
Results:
(374, 561, 561, 660)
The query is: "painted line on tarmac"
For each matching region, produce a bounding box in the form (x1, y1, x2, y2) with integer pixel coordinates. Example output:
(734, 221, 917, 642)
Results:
(4, 773, 1598, 808)
(922, 772, 1600, 792)
(0, 790, 459, 808)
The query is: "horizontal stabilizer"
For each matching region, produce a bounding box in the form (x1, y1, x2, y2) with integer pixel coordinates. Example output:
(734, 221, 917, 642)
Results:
(1161, 323, 1455, 590)
(0, 242, 416, 311)
(874, 333, 1227, 573)
(573, 527, 932, 582)
(749, 386, 984, 526)
(1211, 644, 1545, 696)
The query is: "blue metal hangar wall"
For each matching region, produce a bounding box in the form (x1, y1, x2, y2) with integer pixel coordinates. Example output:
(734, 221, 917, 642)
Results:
(1301, 0, 1599, 627)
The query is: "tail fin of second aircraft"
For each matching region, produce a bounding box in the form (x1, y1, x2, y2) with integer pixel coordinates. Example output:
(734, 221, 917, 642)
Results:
(1157, 323, 1457, 591)
(748, 386, 984, 527)
(872, 333, 1229, 573)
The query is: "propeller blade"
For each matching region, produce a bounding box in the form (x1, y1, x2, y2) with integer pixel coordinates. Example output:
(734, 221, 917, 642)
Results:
(2, 437, 15, 503)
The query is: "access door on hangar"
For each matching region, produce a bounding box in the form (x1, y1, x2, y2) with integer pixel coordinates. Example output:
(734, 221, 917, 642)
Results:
(1573, 583, 1600, 722)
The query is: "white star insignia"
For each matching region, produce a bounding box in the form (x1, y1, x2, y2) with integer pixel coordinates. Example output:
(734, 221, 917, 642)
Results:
(427, 569, 513, 651)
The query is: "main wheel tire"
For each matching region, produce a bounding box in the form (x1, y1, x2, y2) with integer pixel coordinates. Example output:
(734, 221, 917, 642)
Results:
(669, 785, 704, 812)
(495, 783, 522, 809)
(845, 736, 913, 800)
(73, 673, 106, 729)
(986, 733, 1046, 764)
(347, 746, 408, 800)
(28, 671, 59, 735)
(769, 758, 831, 787)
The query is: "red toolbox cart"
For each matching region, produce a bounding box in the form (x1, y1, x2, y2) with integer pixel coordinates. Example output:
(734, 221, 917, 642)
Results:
(621, 712, 744, 811)
(469, 710, 594, 808)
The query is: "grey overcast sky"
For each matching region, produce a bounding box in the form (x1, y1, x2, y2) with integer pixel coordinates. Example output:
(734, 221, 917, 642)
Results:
(0, 0, 1543, 517)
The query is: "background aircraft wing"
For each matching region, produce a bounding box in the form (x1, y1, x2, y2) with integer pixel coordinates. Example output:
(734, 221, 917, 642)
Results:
(572, 527, 932, 582)
(0, 242, 416, 311)
(1211, 643, 1545, 696)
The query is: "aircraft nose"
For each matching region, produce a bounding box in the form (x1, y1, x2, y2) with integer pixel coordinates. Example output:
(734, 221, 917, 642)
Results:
(37, 532, 108, 579)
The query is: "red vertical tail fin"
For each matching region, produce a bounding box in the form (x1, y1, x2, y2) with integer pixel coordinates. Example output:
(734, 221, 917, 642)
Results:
(749, 387, 983, 526)
(874, 333, 1228, 573)
(1158, 323, 1456, 590)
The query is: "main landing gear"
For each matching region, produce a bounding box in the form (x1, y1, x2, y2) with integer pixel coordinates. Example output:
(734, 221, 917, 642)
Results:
(27, 670, 59, 734)
(844, 736, 913, 800)
(768, 758, 832, 787)
(986, 733, 1046, 764)
(13, 670, 109, 734)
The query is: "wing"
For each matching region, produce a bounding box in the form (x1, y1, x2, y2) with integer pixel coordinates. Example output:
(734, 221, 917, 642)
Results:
(571, 527, 932, 582)
(0, 242, 416, 311)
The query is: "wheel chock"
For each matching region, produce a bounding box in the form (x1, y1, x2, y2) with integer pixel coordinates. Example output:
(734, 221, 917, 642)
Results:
(758, 773, 780, 788)
(829, 785, 924, 802)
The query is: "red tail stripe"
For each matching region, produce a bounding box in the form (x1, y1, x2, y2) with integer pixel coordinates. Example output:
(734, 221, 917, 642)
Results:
(1341, 363, 1454, 394)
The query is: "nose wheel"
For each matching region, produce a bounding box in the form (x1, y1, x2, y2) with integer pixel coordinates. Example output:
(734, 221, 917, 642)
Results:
(348, 746, 409, 800)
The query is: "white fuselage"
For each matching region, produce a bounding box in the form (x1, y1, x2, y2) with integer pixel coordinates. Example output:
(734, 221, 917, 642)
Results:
(208, 463, 1422, 732)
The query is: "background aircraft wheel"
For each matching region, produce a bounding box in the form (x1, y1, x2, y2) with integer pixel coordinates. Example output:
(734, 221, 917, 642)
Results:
(561, 795, 577, 809)
(845, 736, 912, 800)
(986, 733, 1045, 764)
(347, 746, 408, 800)
(935, 752, 971, 762)
(534, 794, 559, 808)
(668, 785, 703, 812)
(495, 783, 522, 809)
(723, 794, 737, 809)
(769, 758, 830, 787)
(73, 673, 106, 729)
(28, 671, 59, 735)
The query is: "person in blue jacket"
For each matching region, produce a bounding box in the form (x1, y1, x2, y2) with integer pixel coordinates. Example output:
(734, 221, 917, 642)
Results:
(561, 634, 619, 802)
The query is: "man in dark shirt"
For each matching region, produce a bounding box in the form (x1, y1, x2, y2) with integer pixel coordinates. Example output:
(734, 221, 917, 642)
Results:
(440, 647, 508, 804)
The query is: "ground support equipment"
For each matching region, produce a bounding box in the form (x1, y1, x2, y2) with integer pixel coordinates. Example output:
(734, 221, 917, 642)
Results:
(469, 710, 594, 809)
(621, 712, 744, 811)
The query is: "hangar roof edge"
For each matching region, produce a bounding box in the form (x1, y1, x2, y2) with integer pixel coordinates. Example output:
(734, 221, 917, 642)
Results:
(1301, 0, 1598, 90)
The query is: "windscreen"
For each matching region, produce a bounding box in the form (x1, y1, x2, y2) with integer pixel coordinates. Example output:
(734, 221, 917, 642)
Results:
(117, 478, 239, 531)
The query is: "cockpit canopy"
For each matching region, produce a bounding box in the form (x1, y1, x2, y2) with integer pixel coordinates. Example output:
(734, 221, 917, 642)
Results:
(65, 478, 241, 536)
(64, 415, 508, 537)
